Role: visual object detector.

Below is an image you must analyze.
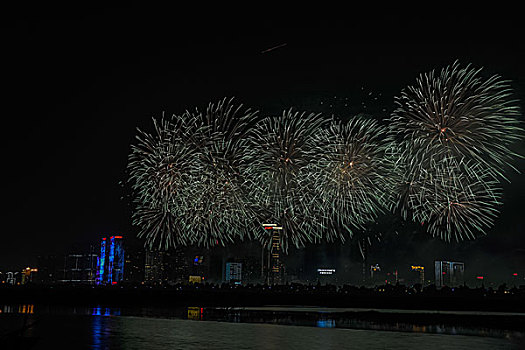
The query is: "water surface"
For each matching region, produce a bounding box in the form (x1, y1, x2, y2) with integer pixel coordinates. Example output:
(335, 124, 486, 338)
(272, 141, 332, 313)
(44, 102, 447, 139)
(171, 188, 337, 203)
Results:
(1, 305, 522, 349)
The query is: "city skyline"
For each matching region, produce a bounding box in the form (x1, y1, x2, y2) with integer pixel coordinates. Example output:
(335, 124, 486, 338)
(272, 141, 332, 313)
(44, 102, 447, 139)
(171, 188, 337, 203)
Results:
(1, 233, 522, 288)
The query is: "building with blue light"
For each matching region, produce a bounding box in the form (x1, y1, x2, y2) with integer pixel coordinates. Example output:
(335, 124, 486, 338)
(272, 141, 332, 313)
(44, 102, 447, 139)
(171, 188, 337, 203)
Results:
(96, 235, 124, 285)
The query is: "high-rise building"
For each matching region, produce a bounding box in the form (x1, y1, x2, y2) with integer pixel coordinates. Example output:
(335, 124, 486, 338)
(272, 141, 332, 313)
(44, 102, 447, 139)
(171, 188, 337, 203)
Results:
(260, 224, 284, 284)
(144, 249, 167, 284)
(435, 261, 464, 288)
(96, 235, 125, 285)
(124, 249, 145, 284)
(172, 248, 189, 283)
(270, 233, 282, 284)
(225, 262, 242, 284)
(143, 247, 190, 285)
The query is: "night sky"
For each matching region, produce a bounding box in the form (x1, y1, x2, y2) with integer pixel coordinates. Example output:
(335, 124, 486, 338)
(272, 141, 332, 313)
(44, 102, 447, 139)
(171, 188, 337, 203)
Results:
(2, 6, 524, 284)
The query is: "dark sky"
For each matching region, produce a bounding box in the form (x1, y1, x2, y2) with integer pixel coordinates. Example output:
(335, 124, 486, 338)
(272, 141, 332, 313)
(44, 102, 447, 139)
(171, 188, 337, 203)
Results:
(1, 6, 524, 283)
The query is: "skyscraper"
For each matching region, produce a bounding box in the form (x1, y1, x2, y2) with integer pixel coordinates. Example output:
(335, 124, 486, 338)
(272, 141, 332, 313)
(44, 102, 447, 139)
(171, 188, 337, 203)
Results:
(96, 235, 125, 285)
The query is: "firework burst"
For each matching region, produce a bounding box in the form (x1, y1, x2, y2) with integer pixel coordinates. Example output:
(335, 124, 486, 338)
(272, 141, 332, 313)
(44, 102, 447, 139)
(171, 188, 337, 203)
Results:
(310, 115, 393, 241)
(390, 61, 522, 179)
(389, 61, 522, 240)
(128, 98, 259, 249)
(412, 158, 502, 241)
(127, 114, 199, 249)
(247, 109, 329, 251)
(186, 98, 259, 246)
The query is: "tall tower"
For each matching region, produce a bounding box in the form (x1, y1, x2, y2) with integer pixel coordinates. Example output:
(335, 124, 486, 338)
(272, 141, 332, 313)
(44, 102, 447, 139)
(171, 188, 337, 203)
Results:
(109, 236, 125, 284)
(263, 224, 283, 284)
(96, 238, 107, 285)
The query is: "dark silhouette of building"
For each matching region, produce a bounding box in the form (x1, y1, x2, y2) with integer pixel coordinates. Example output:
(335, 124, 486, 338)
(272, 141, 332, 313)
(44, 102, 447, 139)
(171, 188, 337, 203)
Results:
(36, 255, 61, 284)
(124, 249, 145, 284)
(36, 251, 97, 285)
(60, 254, 97, 284)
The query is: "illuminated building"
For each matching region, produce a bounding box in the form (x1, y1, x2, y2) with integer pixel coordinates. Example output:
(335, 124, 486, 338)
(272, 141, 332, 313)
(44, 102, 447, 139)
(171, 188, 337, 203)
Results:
(262, 224, 283, 284)
(6, 272, 16, 285)
(96, 238, 107, 285)
(189, 251, 210, 281)
(187, 307, 203, 320)
(96, 235, 125, 285)
(110, 236, 125, 284)
(189, 275, 204, 283)
(410, 265, 425, 286)
(144, 247, 190, 285)
(21, 267, 38, 285)
(435, 261, 464, 288)
(225, 262, 242, 284)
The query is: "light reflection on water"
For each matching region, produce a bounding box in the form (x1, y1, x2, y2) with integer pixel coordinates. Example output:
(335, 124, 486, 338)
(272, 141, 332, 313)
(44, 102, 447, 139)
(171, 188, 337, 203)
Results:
(1, 304, 34, 314)
(317, 319, 336, 328)
(0, 304, 523, 349)
(92, 307, 121, 316)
